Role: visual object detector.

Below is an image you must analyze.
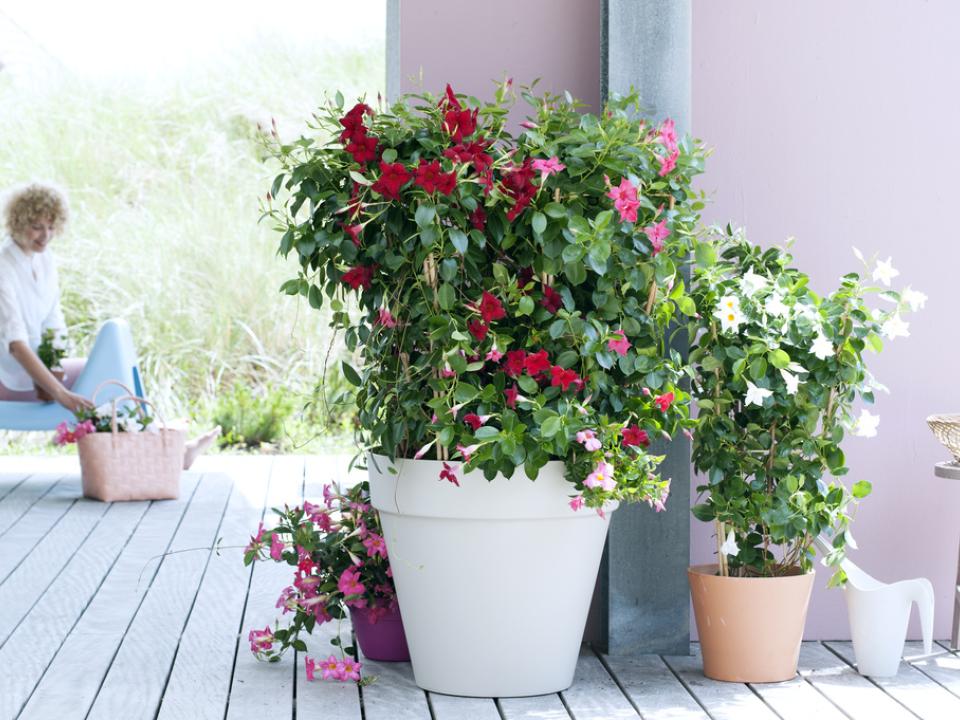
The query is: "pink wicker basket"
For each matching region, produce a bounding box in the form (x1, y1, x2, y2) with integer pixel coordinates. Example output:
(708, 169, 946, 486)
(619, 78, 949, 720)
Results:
(78, 381, 185, 502)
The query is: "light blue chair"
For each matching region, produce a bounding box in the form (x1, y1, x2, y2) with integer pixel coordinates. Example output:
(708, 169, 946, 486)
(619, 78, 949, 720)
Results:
(0, 319, 143, 431)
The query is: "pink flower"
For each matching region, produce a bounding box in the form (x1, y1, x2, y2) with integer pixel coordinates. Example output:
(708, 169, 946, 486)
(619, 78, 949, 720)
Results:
(584, 461, 616, 491)
(323, 484, 334, 508)
(244, 521, 266, 556)
(520, 120, 538, 130)
(504, 385, 519, 409)
(269, 532, 284, 561)
(653, 391, 675, 412)
(658, 118, 678, 153)
(341, 657, 362, 682)
(439, 462, 460, 487)
(643, 220, 670, 255)
(414, 440, 435, 460)
(569, 496, 585, 512)
(457, 443, 480, 462)
(321, 654, 345, 680)
(276, 586, 297, 613)
(485, 346, 503, 362)
(53, 421, 76, 446)
(657, 149, 679, 177)
(606, 176, 641, 224)
(575, 429, 602, 452)
(248, 625, 274, 655)
(73, 419, 96, 440)
(377, 308, 397, 328)
(532, 156, 566, 181)
(362, 532, 388, 559)
(338, 566, 366, 597)
(441, 363, 457, 378)
(683, 428, 694, 441)
(607, 330, 630, 356)
(305, 655, 317, 681)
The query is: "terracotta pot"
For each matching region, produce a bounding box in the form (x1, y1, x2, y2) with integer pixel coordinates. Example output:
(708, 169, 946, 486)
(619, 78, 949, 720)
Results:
(688, 564, 815, 683)
(35, 368, 65, 403)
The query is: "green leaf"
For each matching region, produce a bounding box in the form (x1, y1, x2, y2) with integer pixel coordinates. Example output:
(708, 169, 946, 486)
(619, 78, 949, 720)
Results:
(768, 349, 791, 369)
(517, 295, 535, 316)
(449, 228, 469, 254)
(415, 203, 436, 228)
(517, 375, 539, 394)
(676, 296, 697, 317)
(475, 426, 500, 440)
(532, 212, 548, 235)
(544, 202, 566, 219)
(749, 357, 767, 381)
(438, 283, 455, 310)
(308, 284, 323, 310)
(565, 261, 587, 285)
(349, 170, 371, 186)
(541, 416, 562, 438)
(341, 361, 362, 387)
(381, 148, 397, 164)
(852, 480, 872, 499)
(695, 241, 717, 267)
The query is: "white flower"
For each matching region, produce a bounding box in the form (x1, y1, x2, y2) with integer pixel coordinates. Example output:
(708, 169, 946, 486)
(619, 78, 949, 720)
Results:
(780, 369, 800, 395)
(796, 302, 821, 325)
(739, 268, 769, 295)
(852, 246, 865, 263)
(853, 409, 880, 438)
(811, 333, 834, 360)
(881, 314, 910, 340)
(901, 287, 927, 312)
(787, 362, 808, 375)
(119, 415, 142, 433)
(714, 295, 744, 333)
(745, 381, 773, 407)
(872, 257, 899, 287)
(720, 530, 740, 558)
(765, 293, 789, 317)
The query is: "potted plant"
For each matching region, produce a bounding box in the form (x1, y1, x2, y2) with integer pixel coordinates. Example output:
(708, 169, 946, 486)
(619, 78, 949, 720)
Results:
(262, 81, 706, 696)
(687, 226, 923, 682)
(245, 481, 407, 684)
(35, 328, 67, 402)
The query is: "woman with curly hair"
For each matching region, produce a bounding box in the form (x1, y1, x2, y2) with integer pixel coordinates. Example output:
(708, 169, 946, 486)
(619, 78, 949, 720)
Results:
(0, 183, 93, 412)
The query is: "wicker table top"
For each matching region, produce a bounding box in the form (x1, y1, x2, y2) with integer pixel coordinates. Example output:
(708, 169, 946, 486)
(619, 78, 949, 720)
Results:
(935, 461, 960, 480)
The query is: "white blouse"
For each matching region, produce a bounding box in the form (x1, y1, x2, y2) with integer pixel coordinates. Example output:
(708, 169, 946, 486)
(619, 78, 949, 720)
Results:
(0, 237, 66, 391)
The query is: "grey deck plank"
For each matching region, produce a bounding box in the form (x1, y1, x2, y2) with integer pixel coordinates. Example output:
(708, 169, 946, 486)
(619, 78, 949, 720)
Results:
(905, 641, 960, 699)
(498, 694, 571, 719)
(601, 652, 708, 719)
(296, 617, 362, 720)
(157, 457, 275, 720)
(0, 470, 28, 501)
(85, 473, 233, 720)
(429, 693, 502, 720)
(0, 499, 148, 719)
(0, 472, 58, 532)
(0, 482, 110, 645)
(797, 642, 914, 720)
(661, 652, 779, 720)
(0, 478, 75, 583)
(225, 456, 305, 720)
(561, 647, 640, 719)
(19, 475, 200, 719)
(827, 640, 960, 719)
(356, 655, 430, 720)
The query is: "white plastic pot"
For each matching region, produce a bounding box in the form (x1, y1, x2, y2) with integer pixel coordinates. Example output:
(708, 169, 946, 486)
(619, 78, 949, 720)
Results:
(368, 454, 614, 697)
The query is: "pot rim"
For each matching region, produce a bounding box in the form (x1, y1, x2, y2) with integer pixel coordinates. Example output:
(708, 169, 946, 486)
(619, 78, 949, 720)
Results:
(688, 563, 815, 580)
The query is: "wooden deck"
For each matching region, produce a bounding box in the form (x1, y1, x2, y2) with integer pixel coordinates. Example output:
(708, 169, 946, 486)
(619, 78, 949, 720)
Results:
(1, 455, 959, 720)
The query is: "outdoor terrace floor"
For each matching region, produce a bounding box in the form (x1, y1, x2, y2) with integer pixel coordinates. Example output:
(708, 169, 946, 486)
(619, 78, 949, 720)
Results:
(1, 455, 959, 720)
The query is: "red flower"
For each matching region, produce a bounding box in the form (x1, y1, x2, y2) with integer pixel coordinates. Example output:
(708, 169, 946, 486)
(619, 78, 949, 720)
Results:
(478, 291, 506, 322)
(444, 140, 493, 174)
(342, 223, 362, 247)
(504, 350, 527, 377)
(345, 133, 378, 165)
(443, 108, 478, 143)
(550, 366, 581, 392)
(469, 206, 486, 231)
(541, 286, 562, 314)
(524, 350, 551, 377)
(414, 159, 457, 196)
(622, 425, 651, 448)
(468, 319, 488, 342)
(439, 461, 460, 487)
(517, 266, 534, 290)
(503, 159, 537, 222)
(371, 161, 411, 201)
(504, 385, 518, 408)
(653, 391, 675, 412)
(463, 413, 483, 431)
(342, 265, 375, 290)
(339, 103, 373, 143)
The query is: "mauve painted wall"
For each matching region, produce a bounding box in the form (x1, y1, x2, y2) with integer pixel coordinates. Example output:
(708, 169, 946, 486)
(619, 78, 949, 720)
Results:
(396, 0, 601, 114)
(691, 0, 960, 639)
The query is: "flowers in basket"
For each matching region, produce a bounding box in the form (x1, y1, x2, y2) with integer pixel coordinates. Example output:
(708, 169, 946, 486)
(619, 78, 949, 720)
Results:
(244, 481, 393, 684)
(262, 80, 708, 512)
(54, 403, 157, 446)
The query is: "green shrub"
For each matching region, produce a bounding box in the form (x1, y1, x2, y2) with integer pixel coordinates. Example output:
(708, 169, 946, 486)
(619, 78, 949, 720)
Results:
(212, 383, 295, 450)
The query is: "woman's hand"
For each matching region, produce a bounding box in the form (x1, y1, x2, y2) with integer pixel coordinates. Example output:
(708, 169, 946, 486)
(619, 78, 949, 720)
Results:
(55, 388, 94, 414)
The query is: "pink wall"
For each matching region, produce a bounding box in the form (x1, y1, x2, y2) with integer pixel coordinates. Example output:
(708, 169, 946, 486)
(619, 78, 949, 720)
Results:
(691, 0, 960, 639)
(396, 0, 601, 116)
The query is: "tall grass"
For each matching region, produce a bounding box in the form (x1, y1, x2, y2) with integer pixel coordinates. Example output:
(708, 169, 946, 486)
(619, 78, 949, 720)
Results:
(0, 33, 382, 452)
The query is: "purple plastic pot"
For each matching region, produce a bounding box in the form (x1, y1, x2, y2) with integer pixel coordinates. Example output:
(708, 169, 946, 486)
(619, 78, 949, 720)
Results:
(349, 601, 411, 662)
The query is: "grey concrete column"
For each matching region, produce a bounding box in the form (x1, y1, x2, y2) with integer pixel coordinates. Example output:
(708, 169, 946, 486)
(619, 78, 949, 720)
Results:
(595, 0, 692, 656)
(386, 0, 401, 102)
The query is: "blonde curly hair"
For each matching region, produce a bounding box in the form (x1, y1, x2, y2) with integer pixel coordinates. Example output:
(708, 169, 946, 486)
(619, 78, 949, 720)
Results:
(3, 183, 69, 239)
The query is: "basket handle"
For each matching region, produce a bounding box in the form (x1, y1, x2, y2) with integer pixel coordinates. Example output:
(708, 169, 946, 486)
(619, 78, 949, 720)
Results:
(90, 379, 139, 408)
(107, 394, 169, 436)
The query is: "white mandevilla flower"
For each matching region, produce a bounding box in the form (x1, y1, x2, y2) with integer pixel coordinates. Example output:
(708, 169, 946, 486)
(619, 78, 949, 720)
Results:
(881, 314, 910, 340)
(745, 381, 773, 407)
(765, 293, 789, 317)
(854, 409, 880, 438)
(872, 257, 899, 287)
(714, 295, 744, 333)
(119, 415, 142, 433)
(780, 368, 800, 395)
(811, 332, 834, 360)
(739, 268, 769, 295)
(901, 287, 927, 312)
(720, 530, 740, 557)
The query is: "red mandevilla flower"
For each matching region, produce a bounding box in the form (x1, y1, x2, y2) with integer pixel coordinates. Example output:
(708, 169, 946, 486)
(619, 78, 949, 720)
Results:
(341, 265, 374, 290)
(463, 413, 483, 431)
(468, 319, 488, 342)
(503, 158, 537, 221)
(504, 385, 519, 409)
(371, 161, 411, 201)
(414, 159, 457, 196)
(504, 349, 527, 377)
(338, 103, 372, 143)
(622, 425, 651, 448)
(524, 350, 551, 378)
(478, 291, 506, 322)
(653, 391, 675, 412)
(550, 366, 582, 392)
(541, 286, 563, 314)
(345, 133, 378, 165)
(469, 206, 486, 231)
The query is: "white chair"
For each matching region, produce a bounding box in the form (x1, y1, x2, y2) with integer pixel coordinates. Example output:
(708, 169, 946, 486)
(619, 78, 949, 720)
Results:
(815, 536, 934, 677)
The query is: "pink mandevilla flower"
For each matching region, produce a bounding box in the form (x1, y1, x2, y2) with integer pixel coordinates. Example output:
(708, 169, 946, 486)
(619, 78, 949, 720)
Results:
(531, 156, 566, 180)
(338, 566, 366, 597)
(362, 532, 388, 559)
(569, 495, 585, 512)
(606, 176, 641, 223)
(341, 657, 363, 681)
(321, 654, 345, 681)
(583, 461, 616, 492)
(657, 149, 679, 177)
(643, 220, 670, 255)
(607, 331, 630, 356)
(269, 532, 284, 561)
(485, 346, 503, 362)
(305, 656, 317, 681)
(575, 429, 602, 452)
(377, 308, 397, 327)
(248, 625, 274, 655)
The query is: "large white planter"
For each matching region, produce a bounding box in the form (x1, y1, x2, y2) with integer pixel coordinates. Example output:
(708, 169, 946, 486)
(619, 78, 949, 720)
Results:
(368, 454, 614, 697)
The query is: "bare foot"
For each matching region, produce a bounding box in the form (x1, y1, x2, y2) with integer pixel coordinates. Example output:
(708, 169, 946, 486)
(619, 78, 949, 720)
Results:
(183, 426, 222, 470)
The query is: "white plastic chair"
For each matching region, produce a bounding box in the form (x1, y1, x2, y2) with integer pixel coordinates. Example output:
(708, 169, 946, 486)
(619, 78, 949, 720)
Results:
(815, 536, 934, 676)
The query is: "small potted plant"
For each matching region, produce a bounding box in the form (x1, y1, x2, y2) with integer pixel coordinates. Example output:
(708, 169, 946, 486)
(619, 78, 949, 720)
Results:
(687, 226, 923, 682)
(263, 82, 706, 696)
(35, 328, 68, 402)
(244, 481, 407, 684)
